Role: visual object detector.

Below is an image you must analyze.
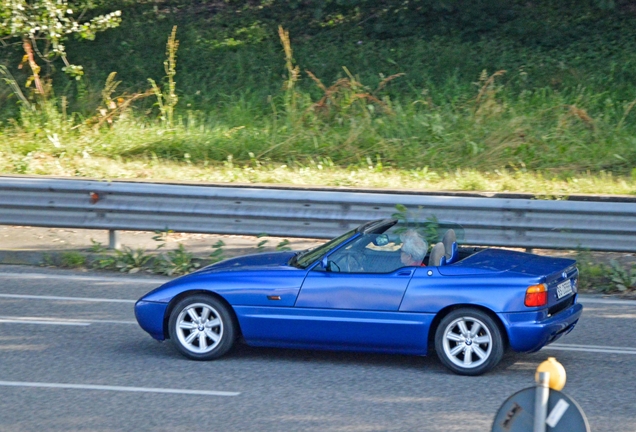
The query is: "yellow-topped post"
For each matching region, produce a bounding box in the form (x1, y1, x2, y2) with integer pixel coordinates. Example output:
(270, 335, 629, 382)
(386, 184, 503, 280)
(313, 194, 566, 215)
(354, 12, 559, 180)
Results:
(535, 357, 567, 391)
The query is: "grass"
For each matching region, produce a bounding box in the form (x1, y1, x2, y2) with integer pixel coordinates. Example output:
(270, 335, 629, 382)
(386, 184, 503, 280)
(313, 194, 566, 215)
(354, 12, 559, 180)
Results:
(60, 251, 87, 268)
(2, 73, 636, 186)
(2, 2, 636, 193)
(2, 150, 634, 196)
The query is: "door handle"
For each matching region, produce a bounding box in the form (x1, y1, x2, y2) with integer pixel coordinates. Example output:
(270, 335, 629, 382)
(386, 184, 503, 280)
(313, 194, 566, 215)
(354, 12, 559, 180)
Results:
(397, 270, 413, 276)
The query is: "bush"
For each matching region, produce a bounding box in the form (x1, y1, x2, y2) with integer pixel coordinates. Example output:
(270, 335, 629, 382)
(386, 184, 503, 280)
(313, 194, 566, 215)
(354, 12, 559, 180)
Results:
(60, 251, 87, 268)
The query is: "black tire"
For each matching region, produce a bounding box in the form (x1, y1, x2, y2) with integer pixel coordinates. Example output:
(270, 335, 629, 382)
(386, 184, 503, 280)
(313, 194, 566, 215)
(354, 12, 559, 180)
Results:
(168, 295, 236, 361)
(434, 308, 504, 376)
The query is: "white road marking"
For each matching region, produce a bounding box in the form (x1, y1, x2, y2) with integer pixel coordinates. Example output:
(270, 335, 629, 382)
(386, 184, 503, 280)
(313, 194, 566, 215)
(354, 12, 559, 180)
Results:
(0, 318, 90, 326)
(0, 380, 240, 397)
(0, 293, 136, 303)
(0, 316, 136, 325)
(543, 343, 636, 355)
(0, 272, 167, 284)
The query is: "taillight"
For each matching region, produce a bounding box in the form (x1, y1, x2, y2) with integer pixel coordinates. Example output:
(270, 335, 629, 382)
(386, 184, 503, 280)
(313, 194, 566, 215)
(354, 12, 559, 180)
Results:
(525, 283, 548, 307)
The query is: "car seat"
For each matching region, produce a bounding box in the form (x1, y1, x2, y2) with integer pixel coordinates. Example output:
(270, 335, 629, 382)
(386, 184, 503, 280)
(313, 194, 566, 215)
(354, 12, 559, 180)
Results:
(442, 229, 458, 264)
(428, 242, 446, 266)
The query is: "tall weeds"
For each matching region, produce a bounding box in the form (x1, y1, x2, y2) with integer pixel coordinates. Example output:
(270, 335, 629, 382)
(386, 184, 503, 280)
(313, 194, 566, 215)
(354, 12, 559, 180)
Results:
(149, 26, 180, 128)
(278, 26, 300, 118)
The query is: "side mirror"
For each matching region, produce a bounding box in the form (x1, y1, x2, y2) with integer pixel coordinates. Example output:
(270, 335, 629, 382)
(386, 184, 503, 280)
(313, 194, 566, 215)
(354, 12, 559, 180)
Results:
(320, 256, 340, 272)
(321, 256, 329, 270)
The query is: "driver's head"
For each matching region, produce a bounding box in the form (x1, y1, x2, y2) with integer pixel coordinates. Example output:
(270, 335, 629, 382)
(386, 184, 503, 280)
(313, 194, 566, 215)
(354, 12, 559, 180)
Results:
(400, 229, 427, 266)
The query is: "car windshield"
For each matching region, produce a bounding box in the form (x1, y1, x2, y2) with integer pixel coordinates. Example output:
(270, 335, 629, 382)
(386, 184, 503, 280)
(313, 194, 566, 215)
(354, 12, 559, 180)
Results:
(290, 229, 358, 269)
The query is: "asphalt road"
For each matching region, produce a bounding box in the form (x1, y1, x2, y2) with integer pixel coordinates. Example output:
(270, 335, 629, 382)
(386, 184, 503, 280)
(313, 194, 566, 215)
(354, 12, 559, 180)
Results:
(0, 265, 634, 432)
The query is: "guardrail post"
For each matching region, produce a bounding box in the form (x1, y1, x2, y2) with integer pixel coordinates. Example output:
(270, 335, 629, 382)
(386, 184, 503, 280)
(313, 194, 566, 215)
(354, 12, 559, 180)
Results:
(108, 229, 120, 250)
(534, 371, 550, 432)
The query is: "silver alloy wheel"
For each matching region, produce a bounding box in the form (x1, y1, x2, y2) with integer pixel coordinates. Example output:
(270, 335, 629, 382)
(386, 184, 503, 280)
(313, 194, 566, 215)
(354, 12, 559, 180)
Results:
(175, 302, 224, 354)
(441, 316, 492, 369)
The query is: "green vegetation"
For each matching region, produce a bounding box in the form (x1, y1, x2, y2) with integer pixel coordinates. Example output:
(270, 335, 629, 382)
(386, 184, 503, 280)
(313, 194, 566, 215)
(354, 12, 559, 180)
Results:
(2, 1, 636, 193)
(96, 246, 153, 273)
(153, 243, 200, 276)
(254, 233, 294, 253)
(90, 232, 293, 276)
(89, 239, 107, 253)
(608, 259, 636, 292)
(575, 250, 636, 294)
(1, 0, 121, 90)
(209, 240, 226, 264)
(60, 251, 86, 268)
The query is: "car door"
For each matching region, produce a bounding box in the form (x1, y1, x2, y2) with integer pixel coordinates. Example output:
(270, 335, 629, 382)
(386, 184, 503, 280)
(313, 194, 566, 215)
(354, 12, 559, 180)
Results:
(295, 268, 413, 310)
(287, 235, 427, 352)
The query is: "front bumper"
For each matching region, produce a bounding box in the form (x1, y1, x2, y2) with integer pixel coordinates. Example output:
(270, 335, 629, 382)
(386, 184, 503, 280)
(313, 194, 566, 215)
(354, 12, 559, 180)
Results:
(134, 300, 169, 341)
(499, 301, 583, 353)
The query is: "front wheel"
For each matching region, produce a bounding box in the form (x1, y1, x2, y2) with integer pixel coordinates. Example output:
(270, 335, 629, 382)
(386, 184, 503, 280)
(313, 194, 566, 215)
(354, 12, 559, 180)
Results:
(434, 308, 504, 376)
(168, 295, 236, 361)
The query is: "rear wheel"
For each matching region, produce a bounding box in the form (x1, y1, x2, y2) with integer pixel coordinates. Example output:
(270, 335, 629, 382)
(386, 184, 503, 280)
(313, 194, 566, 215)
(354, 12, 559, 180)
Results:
(434, 308, 503, 376)
(168, 295, 236, 360)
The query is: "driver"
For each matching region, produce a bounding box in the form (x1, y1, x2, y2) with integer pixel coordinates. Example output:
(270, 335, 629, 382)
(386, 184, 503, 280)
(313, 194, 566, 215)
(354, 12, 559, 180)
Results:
(400, 229, 427, 266)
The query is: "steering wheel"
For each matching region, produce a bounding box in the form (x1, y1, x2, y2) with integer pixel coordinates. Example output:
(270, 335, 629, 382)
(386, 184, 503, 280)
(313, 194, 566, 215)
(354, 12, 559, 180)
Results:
(338, 252, 364, 272)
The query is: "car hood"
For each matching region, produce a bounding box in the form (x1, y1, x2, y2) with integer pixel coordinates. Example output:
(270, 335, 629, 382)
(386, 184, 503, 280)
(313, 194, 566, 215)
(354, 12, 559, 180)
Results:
(195, 251, 299, 274)
(442, 249, 575, 276)
(137, 251, 303, 304)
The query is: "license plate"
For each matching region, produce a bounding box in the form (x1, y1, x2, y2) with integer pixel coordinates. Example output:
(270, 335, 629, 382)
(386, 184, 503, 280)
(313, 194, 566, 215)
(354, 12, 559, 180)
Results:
(556, 280, 573, 299)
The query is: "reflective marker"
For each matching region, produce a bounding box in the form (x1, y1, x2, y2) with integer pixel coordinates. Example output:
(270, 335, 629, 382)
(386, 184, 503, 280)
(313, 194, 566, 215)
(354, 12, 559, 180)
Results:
(546, 399, 570, 428)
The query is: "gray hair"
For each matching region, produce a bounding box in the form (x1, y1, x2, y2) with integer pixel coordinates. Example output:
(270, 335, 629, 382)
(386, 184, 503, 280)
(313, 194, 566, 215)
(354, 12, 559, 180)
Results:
(400, 229, 427, 261)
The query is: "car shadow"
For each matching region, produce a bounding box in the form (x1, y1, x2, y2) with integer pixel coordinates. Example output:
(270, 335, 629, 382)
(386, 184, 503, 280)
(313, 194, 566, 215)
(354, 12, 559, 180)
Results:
(122, 335, 527, 375)
(224, 341, 448, 372)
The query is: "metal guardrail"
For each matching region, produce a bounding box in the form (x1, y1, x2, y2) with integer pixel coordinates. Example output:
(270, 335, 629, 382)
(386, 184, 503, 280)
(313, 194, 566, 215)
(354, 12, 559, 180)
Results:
(1, 176, 636, 252)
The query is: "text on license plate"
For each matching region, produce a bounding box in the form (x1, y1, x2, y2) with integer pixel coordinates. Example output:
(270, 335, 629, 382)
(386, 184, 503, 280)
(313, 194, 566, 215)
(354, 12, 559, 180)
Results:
(556, 280, 573, 299)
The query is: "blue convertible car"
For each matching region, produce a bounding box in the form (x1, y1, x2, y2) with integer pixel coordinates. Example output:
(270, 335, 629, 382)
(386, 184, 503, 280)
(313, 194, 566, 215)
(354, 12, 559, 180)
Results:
(135, 218, 583, 375)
